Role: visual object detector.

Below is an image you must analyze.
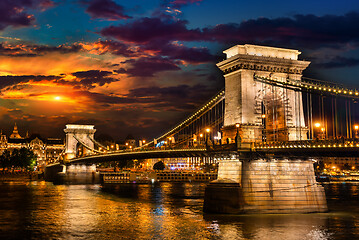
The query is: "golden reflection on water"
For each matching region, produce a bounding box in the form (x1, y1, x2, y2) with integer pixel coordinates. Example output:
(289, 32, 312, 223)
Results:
(1, 181, 359, 239)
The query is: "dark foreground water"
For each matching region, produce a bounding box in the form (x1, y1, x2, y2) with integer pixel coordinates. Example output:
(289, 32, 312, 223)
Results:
(1, 182, 359, 240)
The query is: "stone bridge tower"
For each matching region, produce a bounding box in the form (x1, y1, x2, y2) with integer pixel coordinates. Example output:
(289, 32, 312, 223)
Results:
(217, 44, 310, 143)
(64, 124, 96, 160)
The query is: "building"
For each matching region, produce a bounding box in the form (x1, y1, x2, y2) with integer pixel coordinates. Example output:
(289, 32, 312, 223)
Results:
(0, 123, 65, 170)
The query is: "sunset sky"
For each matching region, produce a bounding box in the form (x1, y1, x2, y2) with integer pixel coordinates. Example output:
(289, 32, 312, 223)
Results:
(1, 0, 359, 140)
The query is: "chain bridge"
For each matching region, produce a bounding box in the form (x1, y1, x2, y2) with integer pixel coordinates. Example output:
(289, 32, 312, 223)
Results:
(46, 44, 359, 214)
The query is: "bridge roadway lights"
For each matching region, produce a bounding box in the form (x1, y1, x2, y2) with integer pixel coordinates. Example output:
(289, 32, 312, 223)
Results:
(203, 156, 327, 214)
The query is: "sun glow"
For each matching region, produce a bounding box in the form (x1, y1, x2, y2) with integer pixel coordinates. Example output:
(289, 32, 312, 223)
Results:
(54, 96, 61, 100)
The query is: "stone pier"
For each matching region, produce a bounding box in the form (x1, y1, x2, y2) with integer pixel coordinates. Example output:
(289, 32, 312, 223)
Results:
(204, 158, 327, 214)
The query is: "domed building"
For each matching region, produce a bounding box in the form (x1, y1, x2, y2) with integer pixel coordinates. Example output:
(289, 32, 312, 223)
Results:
(0, 123, 65, 170)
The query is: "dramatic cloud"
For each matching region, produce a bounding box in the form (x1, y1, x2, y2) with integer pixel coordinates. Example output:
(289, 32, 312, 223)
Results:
(84, 0, 131, 20)
(0, 43, 83, 57)
(201, 12, 359, 49)
(71, 70, 118, 88)
(102, 12, 359, 50)
(0, 0, 54, 30)
(126, 84, 217, 111)
(81, 40, 135, 57)
(143, 41, 215, 64)
(117, 57, 181, 77)
(0, 75, 60, 90)
(101, 17, 201, 43)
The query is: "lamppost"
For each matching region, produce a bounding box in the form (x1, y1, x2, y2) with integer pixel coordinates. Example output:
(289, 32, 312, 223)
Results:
(199, 133, 203, 145)
(314, 122, 321, 140)
(205, 128, 210, 145)
(261, 114, 266, 142)
(320, 127, 325, 140)
(354, 125, 359, 139)
(235, 123, 241, 148)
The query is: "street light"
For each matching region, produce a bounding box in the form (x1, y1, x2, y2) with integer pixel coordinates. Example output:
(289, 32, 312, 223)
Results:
(354, 125, 359, 138)
(314, 122, 322, 139)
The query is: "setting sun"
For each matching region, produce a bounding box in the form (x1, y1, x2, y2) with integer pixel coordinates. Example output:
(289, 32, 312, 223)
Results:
(54, 96, 61, 101)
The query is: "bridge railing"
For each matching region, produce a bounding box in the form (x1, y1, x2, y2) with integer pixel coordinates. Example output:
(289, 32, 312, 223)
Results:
(254, 138, 359, 149)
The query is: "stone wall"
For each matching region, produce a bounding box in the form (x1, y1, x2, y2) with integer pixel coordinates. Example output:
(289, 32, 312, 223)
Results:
(204, 158, 327, 214)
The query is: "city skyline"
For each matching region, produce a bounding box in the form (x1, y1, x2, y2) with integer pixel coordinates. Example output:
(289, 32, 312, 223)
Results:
(1, 0, 359, 139)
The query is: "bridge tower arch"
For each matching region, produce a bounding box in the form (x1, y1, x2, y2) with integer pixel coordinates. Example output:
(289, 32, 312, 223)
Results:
(217, 44, 310, 143)
(64, 124, 96, 160)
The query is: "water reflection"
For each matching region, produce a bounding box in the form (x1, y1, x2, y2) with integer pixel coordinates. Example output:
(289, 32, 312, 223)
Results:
(1, 182, 359, 239)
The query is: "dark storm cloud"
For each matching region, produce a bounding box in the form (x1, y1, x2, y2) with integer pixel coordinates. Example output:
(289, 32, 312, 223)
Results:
(0, 71, 119, 92)
(84, 0, 131, 20)
(102, 12, 359, 49)
(93, 40, 135, 57)
(101, 17, 201, 43)
(116, 57, 181, 77)
(143, 41, 215, 64)
(71, 70, 119, 88)
(0, 43, 83, 57)
(0, 75, 60, 89)
(101, 11, 359, 68)
(0, 0, 54, 30)
(200, 12, 359, 49)
(126, 84, 216, 110)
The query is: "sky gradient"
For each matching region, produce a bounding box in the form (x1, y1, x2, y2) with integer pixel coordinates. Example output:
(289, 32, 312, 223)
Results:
(1, 0, 359, 140)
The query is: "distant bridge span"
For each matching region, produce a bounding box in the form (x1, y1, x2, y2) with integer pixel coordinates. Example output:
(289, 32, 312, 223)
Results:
(65, 148, 208, 165)
(48, 139, 359, 168)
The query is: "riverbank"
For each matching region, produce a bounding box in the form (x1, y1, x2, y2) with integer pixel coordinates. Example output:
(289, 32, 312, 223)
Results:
(0, 171, 43, 182)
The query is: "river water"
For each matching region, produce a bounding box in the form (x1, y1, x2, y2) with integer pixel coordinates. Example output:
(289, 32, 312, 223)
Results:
(1, 181, 359, 240)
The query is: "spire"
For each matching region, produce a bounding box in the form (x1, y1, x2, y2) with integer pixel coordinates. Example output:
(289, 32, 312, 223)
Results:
(10, 122, 22, 139)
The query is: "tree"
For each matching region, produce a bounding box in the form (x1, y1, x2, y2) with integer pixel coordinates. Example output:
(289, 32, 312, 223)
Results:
(153, 161, 165, 170)
(18, 148, 36, 170)
(0, 150, 11, 171)
(9, 148, 36, 170)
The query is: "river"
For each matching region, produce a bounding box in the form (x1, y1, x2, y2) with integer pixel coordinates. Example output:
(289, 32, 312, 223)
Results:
(1, 181, 359, 239)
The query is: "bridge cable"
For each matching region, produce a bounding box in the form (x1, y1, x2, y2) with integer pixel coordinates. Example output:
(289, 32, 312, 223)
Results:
(73, 135, 102, 154)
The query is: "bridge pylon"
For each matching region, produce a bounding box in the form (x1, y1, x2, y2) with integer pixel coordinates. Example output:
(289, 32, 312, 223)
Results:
(204, 44, 327, 214)
(217, 44, 310, 143)
(64, 124, 96, 160)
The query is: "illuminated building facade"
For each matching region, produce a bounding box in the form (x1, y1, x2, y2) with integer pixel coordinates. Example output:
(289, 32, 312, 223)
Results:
(0, 123, 64, 169)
